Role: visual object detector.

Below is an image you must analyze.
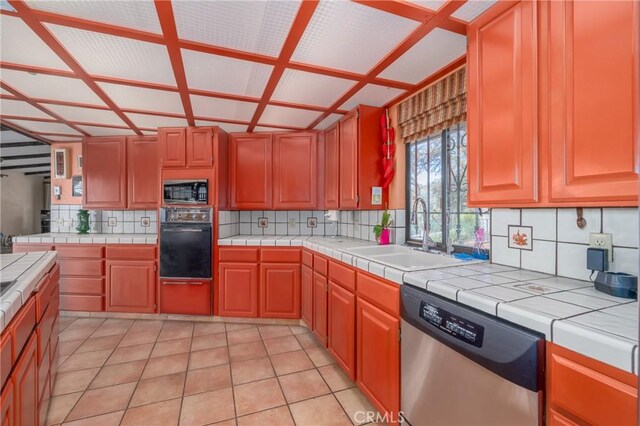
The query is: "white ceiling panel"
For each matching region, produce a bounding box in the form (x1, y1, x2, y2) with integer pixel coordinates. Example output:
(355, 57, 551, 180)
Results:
(0, 15, 71, 71)
(190, 95, 257, 122)
(173, 0, 301, 57)
(252, 126, 290, 133)
(292, 1, 420, 74)
(97, 83, 185, 114)
(124, 113, 188, 129)
(452, 0, 497, 22)
(0, 130, 38, 143)
(182, 49, 273, 97)
(25, 0, 162, 33)
(340, 84, 405, 111)
(260, 105, 321, 128)
(313, 113, 344, 130)
(47, 25, 177, 85)
(378, 28, 466, 84)
(194, 120, 248, 133)
(406, 1, 447, 12)
(0, 99, 53, 119)
(4, 119, 81, 135)
(1, 69, 105, 105)
(77, 125, 137, 136)
(272, 69, 354, 107)
(42, 104, 126, 126)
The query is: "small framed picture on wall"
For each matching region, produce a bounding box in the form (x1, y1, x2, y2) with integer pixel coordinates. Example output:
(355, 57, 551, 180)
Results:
(77, 155, 83, 169)
(54, 148, 69, 179)
(72, 175, 82, 197)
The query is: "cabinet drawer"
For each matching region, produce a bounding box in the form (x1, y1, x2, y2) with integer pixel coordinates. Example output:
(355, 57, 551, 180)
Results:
(261, 248, 301, 263)
(37, 303, 56, 364)
(329, 260, 356, 292)
(357, 271, 399, 316)
(313, 255, 328, 276)
(59, 295, 103, 312)
(59, 259, 104, 277)
(38, 342, 50, 399)
(302, 250, 313, 267)
(1, 332, 12, 385)
(160, 280, 210, 316)
(34, 275, 51, 322)
(219, 247, 260, 263)
(106, 245, 156, 260)
(59, 277, 104, 295)
(12, 243, 54, 253)
(11, 297, 36, 362)
(56, 244, 104, 259)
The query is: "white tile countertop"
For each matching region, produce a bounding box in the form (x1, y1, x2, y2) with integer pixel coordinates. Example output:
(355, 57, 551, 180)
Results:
(220, 236, 639, 374)
(14, 233, 157, 245)
(0, 251, 58, 332)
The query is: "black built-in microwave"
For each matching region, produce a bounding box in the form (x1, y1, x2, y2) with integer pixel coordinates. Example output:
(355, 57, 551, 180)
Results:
(163, 179, 208, 205)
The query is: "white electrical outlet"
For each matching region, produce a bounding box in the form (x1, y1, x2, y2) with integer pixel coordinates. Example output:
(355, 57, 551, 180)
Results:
(589, 232, 613, 263)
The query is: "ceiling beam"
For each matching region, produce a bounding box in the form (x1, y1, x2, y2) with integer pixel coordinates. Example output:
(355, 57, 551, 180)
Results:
(0, 162, 50, 170)
(25, 170, 51, 175)
(0, 141, 44, 148)
(248, 0, 319, 132)
(307, 0, 467, 129)
(8, 0, 143, 135)
(1, 153, 51, 161)
(154, 1, 195, 126)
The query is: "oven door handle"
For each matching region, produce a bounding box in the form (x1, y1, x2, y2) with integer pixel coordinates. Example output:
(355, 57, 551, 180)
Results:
(162, 281, 205, 285)
(161, 228, 205, 232)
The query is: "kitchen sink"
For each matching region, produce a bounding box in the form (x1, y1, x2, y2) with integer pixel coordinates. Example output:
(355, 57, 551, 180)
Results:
(346, 245, 411, 256)
(372, 252, 467, 271)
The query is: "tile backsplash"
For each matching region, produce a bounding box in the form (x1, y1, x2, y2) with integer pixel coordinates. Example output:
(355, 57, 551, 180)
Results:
(491, 208, 639, 281)
(218, 209, 406, 243)
(50, 204, 157, 234)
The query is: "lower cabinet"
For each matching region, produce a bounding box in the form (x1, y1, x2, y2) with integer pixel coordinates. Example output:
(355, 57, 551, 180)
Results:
(328, 282, 356, 380)
(106, 260, 156, 313)
(312, 272, 328, 346)
(260, 263, 300, 319)
(12, 334, 38, 426)
(356, 297, 400, 417)
(159, 280, 211, 316)
(1, 381, 14, 426)
(301, 265, 313, 328)
(218, 263, 259, 317)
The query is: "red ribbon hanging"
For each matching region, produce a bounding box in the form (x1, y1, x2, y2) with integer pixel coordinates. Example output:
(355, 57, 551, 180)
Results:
(380, 109, 395, 189)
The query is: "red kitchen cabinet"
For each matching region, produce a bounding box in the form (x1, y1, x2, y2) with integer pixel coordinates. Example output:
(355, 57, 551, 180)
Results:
(339, 111, 359, 209)
(273, 132, 317, 209)
(324, 123, 340, 209)
(259, 263, 301, 319)
(301, 265, 314, 328)
(12, 333, 37, 426)
(1, 381, 13, 426)
(230, 133, 273, 209)
(312, 272, 328, 346)
(159, 127, 187, 168)
(328, 282, 356, 380)
(187, 127, 213, 167)
(82, 136, 127, 209)
(218, 263, 259, 317)
(547, 0, 639, 203)
(159, 279, 210, 316)
(105, 260, 156, 313)
(467, 0, 538, 206)
(127, 136, 159, 209)
(356, 297, 400, 417)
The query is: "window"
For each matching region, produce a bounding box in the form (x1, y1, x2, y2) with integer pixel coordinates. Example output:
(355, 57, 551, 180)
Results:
(406, 123, 490, 252)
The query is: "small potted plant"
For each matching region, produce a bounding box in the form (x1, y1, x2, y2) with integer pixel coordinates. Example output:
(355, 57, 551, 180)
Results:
(373, 211, 392, 245)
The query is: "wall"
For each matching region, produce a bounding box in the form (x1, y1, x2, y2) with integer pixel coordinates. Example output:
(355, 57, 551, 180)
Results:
(491, 208, 639, 281)
(0, 171, 45, 236)
(50, 204, 157, 234)
(50, 142, 82, 205)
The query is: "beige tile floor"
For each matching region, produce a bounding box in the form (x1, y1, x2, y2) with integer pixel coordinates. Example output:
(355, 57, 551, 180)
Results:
(48, 317, 380, 426)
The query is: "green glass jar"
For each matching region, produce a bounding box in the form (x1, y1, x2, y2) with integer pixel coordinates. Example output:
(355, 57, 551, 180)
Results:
(76, 209, 90, 234)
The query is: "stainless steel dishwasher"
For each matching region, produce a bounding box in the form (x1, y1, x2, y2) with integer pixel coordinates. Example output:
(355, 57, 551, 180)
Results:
(401, 284, 544, 426)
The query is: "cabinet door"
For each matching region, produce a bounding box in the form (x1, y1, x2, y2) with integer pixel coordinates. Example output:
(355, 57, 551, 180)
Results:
(187, 127, 213, 167)
(260, 263, 301, 319)
(230, 133, 272, 209)
(324, 124, 340, 209)
(1, 381, 14, 426)
(105, 260, 155, 313)
(548, 0, 639, 203)
(328, 282, 356, 380)
(218, 263, 259, 317)
(339, 111, 359, 209)
(159, 127, 186, 167)
(467, 1, 538, 205)
(273, 132, 317, 209)
(127, 136, 159, 209)
(312, 272, 327, 346)
(83, 137, 127, 209)
(356, 297, 400, 416)
(12, 334, 37, 426)
(301, 265, 314, 329)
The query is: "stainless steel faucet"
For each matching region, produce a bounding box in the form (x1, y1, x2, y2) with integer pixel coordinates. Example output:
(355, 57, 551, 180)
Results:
(411, 197, 437, 251)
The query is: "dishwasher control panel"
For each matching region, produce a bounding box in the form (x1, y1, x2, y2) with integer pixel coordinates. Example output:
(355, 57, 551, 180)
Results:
(420, 302, 484, 348)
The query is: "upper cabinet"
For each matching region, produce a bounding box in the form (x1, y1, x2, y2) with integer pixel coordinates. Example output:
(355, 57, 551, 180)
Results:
(127, 136, 159, 209)
(159, 127, 214, 169)
(273, 132, 317, 209)
(187, 127, 214, 168)
(339, 111, 359, 209)
(230, 133, 273, 209)
(159, 128, 186, 168)
(83, 137, 128, 209)
(324, 123, 340, 209)
(468, 0, 639, 207)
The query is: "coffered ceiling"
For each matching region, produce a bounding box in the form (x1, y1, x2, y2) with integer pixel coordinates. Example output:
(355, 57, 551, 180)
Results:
(0, 0, 495, 143)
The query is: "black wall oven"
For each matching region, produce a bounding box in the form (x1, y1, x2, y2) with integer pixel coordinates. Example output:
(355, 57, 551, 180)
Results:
(160, 207, 212, 279)
(163, 179, 208, 205)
